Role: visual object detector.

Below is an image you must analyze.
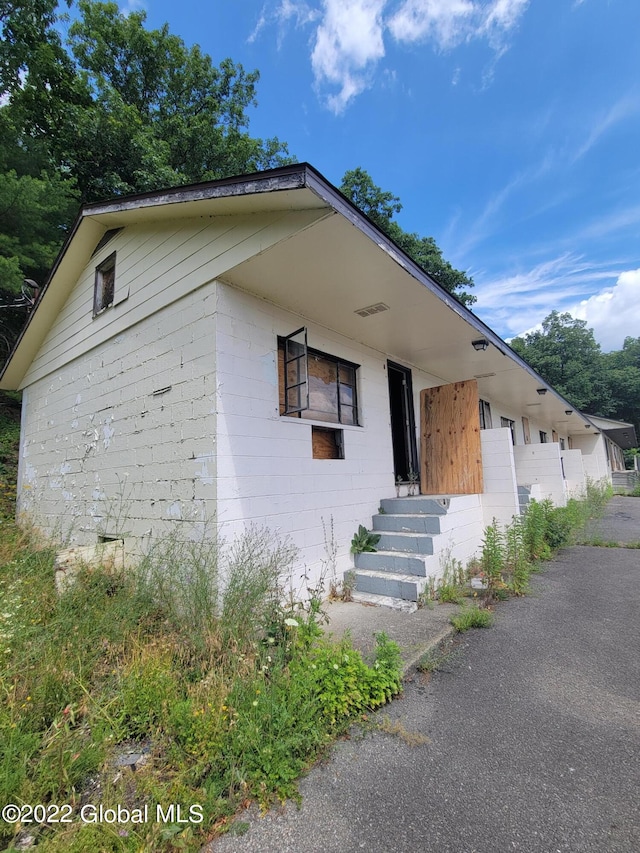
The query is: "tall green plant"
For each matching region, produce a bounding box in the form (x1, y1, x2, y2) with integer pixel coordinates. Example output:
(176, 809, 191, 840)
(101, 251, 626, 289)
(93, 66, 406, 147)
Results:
(522, 500, 552, 562)
(503, 515, 529, 594)
(480, 520, 504, 588)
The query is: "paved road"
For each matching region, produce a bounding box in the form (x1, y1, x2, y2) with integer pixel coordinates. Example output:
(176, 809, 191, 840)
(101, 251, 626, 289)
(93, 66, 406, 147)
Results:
(212, 501, 640, 853)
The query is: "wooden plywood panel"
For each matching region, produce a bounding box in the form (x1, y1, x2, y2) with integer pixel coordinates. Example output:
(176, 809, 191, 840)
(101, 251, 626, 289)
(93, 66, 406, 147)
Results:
(552, 429, 558, 442)
(312, 426, 342, 459)
(420, 380, 483, 495)
(522, 416, 531, 444)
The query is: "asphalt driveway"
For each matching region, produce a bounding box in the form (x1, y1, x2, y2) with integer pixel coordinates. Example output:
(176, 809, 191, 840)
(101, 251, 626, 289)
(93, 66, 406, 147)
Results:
(212, 499, 640, 852)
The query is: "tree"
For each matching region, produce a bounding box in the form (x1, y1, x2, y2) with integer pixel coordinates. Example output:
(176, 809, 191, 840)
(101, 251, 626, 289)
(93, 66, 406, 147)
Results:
(340, 167, 475, 307)
(510, 311, 611, 413)
(601, 337, 640, 435)
(0, 0, 293, 360)
(2, 1, 292, 203)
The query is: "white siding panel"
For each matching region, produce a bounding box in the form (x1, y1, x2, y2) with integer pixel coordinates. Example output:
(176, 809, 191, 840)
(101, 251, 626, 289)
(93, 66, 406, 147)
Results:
(23, 210, 326, 387)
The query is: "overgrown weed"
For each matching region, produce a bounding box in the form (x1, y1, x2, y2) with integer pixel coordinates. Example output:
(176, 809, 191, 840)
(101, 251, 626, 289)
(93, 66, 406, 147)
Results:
(450, 606, 494, 632)
(0, 524, 402, 851)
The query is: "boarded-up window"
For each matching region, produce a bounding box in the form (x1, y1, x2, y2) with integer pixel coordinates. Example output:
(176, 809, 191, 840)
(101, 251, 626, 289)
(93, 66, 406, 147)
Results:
(522, 416, 531, 444)
(312, 426, 344, 459)
(94, 252, 116, 315)
(278, 336, 359, 426)
(420, 380, 483, 495)
(552, 429, 558, 442)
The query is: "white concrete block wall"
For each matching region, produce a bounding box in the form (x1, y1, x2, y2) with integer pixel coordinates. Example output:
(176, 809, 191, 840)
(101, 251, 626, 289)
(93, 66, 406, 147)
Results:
(17, 287, 219, 550)
(570, 434, 611, 484)
(213, 283, 453, 591)
(480, 428, 520, 527)
(561, 449, 587, 498)
(513, 443, 567, 506)
(435, 494, 485, 566)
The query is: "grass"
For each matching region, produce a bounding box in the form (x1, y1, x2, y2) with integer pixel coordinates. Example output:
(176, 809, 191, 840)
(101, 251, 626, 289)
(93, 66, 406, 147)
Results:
(450, 606, 494, 632)
(0, 525, 402, 852)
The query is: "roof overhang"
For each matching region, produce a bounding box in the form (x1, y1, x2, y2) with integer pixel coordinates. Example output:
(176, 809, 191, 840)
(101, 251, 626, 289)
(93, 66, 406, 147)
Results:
(586, 416, 638, 450)
(0, 163, 600, 439)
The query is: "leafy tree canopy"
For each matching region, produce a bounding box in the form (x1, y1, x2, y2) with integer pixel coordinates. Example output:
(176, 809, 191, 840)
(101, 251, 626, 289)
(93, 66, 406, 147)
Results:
(0, 1, 291, 273)
(340, 167, 475, 307)
(0, 0, 291, 358)
(511, 312, 640, 447)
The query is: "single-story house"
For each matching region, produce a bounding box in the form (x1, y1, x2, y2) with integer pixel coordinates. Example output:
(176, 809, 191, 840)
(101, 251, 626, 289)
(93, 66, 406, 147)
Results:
(1, 163, 633, 606)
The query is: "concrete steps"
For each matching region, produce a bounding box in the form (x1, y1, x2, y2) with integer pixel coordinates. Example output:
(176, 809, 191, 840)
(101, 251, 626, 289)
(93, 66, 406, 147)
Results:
(347, 496, 451, 605)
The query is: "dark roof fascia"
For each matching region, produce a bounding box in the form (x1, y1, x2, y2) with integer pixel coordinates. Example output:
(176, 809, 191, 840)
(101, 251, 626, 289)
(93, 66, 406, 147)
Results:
(81, 163, 311, 217)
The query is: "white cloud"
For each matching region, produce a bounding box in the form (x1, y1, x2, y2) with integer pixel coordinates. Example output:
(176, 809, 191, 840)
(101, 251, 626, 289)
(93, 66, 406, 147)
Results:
(571, 268, 640, 351)
(311, 0, 386, 113)
(253, 0, 529, 112)
(249, 1, 320, 44)
(476, 257, 640, 352)
(388, 0, 529, 48)
(388, 0, 475, 47)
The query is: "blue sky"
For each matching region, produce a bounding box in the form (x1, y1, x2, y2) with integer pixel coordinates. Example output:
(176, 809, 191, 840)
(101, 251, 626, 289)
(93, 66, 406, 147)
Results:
(134, 0, 639, 351)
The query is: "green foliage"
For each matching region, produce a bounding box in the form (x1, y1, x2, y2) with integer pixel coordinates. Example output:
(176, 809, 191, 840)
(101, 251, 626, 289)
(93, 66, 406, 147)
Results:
(503, 515, 529, 595)
(511, 313, 640, 446)
(522, 499, 552, 562)
(340, 167, 475, 307)
(436, 552, 466, 603)
(0, 523, 402, 850)
(3, 0, 291, 203)
(450, 606, 493, 632)
(480, 520, 505, 586)
(0, 395, 21, 517)
(0, 0, 292, 358)
(510, 311, 608, 413)
(350, 524, 381, 554)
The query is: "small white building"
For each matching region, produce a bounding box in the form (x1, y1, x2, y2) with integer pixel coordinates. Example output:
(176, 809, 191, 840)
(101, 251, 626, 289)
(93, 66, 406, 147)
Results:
(0, 164, 630, 605)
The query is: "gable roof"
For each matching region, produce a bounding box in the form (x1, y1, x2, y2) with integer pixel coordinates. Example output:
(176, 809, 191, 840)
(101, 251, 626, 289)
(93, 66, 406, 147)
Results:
(0, 163, 598, 441)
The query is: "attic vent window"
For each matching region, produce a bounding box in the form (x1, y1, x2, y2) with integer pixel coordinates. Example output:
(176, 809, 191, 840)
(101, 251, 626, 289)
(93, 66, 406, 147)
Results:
(94, 252, 116, 315)
(354, 302, 389, 318)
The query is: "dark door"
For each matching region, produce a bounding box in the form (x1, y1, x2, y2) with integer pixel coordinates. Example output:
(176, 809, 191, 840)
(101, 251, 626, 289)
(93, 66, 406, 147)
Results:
(387, 361, 418, 482)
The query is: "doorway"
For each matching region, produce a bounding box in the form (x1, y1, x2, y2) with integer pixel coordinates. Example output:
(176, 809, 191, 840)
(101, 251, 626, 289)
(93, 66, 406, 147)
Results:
(387, 361, 418, 482)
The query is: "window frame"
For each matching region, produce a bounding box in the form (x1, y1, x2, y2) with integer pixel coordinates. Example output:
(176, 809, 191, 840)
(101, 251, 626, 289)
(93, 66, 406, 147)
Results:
(500, 416, 516, 445)
(478, 399, 492, 430)
(93, 251, 116, 316)
(278, 330, 360, 427)
(539, 431, 548, 444)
